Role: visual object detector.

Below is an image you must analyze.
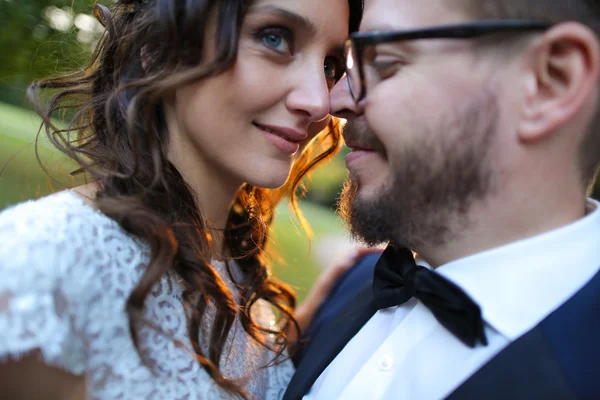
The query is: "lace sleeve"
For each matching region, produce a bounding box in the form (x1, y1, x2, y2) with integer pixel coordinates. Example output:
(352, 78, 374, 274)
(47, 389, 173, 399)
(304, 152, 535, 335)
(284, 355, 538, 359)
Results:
(0, 198, 86, 375)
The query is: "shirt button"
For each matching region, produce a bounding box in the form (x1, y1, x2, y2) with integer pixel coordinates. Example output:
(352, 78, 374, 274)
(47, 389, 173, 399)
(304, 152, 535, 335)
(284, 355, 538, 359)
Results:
(378, 355, 393, 371)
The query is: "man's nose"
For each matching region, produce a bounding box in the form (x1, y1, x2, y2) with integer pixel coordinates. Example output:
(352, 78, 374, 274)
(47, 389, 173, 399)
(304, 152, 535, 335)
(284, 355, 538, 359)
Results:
(329, 75, 365, 120)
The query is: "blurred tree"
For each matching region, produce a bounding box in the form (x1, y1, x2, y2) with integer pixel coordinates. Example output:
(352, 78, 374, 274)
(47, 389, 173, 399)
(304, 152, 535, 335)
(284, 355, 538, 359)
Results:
(0, 0, 104, 107)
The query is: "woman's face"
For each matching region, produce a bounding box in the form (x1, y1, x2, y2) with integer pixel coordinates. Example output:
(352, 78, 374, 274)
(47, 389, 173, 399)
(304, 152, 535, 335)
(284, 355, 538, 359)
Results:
(166, 0, 350, 189)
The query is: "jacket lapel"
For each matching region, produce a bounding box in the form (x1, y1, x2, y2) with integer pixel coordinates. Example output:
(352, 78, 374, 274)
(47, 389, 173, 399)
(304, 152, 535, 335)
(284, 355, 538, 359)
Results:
(446, 267, 600, 399)
(446, 325, 576, 399)
(283, 284, 377, 400)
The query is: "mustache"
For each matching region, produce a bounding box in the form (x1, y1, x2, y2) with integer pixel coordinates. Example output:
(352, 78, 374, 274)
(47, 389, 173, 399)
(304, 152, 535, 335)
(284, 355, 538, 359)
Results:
(342, 118, 386, 154)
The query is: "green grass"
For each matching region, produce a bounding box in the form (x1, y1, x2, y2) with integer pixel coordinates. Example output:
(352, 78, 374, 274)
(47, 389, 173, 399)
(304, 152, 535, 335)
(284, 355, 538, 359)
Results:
(0, 102, 345, 303)
(269, 201, 345, 302)
(0, 102, 52, 142)
(0, 103, 77, 208)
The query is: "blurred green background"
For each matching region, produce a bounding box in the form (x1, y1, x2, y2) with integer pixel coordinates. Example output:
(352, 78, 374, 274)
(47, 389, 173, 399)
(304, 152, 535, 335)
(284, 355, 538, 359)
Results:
(0, 0, 354, 303)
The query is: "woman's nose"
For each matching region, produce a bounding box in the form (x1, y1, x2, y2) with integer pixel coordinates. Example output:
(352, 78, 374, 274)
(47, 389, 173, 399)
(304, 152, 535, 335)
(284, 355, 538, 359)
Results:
(285, 65, 331, 123)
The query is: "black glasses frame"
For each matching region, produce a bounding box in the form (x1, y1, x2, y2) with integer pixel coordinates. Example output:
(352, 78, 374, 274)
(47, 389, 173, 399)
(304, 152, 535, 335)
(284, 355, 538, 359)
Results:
(345, 20, 553, 102)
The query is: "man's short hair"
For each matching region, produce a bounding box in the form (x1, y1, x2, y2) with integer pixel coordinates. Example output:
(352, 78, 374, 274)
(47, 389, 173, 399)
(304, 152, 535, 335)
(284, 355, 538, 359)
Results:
(462, 0, 600, 187)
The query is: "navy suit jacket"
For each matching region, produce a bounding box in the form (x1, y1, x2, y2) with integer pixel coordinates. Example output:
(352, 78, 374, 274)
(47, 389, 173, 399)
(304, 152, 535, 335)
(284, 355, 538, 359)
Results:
(292, 253, 380, 367)
(287, 257, 600, 400)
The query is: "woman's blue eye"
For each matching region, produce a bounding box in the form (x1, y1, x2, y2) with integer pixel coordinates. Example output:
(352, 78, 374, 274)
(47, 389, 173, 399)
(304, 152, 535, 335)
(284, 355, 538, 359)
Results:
(263, 34, 283, 48)
(258, 27, 294, 54)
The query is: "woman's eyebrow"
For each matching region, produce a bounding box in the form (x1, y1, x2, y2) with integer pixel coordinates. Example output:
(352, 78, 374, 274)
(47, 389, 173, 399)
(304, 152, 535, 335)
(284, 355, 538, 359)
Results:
(247, 5, 318, 36)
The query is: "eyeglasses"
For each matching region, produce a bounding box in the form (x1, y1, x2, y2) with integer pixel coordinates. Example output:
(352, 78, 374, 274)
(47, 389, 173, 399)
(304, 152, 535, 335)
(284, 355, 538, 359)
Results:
(345, 20, 553, 103)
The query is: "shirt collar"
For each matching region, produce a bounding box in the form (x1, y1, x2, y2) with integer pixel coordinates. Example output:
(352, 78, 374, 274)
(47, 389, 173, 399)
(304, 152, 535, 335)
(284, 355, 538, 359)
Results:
(436, 198, 600, 340)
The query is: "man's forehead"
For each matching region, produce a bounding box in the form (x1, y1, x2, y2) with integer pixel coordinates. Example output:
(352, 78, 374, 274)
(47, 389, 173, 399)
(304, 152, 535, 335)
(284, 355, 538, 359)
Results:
(360, 0, 469, 32)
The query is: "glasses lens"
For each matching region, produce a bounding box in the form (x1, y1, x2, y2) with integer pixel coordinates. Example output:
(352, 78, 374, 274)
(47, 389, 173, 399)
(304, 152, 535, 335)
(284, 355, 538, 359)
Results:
(345, 40, 361, 101)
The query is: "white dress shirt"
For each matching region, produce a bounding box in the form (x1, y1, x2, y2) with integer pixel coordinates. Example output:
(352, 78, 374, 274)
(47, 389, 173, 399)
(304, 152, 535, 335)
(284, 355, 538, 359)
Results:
(305, 199, 600, 400)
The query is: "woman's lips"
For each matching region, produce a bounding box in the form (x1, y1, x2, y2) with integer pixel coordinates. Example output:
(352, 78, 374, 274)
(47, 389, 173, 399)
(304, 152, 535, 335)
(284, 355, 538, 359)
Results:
(254, 123, 301, 154)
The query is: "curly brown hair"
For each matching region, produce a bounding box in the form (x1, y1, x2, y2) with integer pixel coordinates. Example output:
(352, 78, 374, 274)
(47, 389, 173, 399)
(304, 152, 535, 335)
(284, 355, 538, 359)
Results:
(27, 0, 362, 398)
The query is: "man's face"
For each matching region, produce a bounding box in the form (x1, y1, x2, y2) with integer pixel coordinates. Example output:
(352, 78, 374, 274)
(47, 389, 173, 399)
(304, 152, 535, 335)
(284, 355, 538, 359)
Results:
(339, 0, 513, 249)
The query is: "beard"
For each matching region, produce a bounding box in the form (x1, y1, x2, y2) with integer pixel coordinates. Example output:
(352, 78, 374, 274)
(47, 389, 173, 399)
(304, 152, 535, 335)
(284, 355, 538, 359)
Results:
(338, 91, 499, 251)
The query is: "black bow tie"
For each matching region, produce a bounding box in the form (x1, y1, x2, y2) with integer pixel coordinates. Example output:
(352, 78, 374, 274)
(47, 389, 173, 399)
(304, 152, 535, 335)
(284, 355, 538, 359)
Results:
(372, 245, 488, 348)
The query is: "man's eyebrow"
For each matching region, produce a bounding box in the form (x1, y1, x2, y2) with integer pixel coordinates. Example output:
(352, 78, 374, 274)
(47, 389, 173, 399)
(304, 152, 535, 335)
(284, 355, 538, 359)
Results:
(247, 5, 318, 36)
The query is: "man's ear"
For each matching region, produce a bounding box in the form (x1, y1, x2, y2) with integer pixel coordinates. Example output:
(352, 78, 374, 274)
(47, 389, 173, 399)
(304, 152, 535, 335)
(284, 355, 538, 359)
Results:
(519, 22, 600, 143)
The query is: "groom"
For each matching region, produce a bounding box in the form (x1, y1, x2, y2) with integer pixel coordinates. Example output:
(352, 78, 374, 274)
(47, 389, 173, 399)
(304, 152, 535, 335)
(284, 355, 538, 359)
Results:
(286, 0, 600, 399)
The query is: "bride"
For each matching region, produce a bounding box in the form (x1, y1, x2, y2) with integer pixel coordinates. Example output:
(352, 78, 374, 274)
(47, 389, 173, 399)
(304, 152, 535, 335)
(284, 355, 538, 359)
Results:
(0, 0, 362, 398)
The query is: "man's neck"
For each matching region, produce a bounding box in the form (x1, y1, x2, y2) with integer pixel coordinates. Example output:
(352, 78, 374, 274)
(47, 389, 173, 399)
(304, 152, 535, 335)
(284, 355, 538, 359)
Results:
(417, 191, 588, 268)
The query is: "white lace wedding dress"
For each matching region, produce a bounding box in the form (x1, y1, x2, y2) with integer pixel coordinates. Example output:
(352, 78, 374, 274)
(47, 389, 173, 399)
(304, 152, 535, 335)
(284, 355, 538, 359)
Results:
(0, 190, 294, 399)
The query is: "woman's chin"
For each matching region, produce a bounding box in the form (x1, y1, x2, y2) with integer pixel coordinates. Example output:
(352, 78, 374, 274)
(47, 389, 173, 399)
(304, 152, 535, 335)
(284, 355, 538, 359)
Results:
(237, 156, 296, 189)
(246, 173, 291, 190)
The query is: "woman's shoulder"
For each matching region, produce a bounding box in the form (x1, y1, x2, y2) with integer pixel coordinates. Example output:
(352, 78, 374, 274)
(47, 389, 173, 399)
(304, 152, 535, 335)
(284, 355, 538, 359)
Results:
(0, 190, 149, 373)
(0, 189, 96, 230)
(1, 190, 97, 257)
(0, 189, 147, 277)
(0, 190, 86, 249)
(0, 191, 108, 373)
